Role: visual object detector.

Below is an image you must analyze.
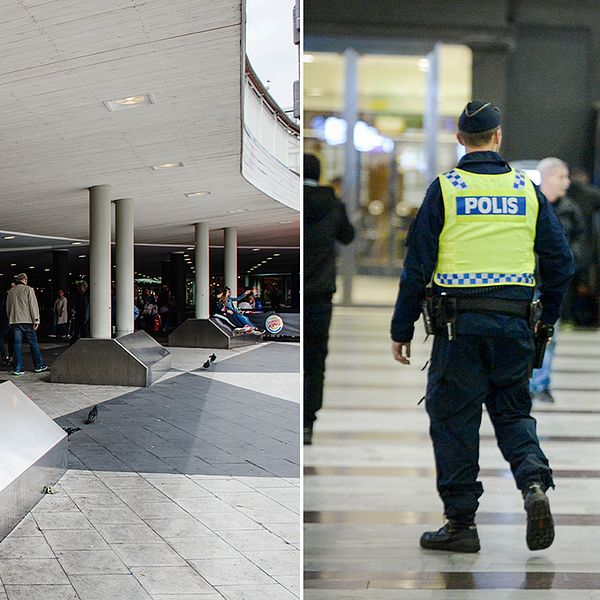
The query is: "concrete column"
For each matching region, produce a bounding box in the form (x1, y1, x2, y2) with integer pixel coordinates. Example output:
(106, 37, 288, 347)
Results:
(52, 250, 69, 296)
(161, 260, 170, 286)
(424, 43, 440, 184)
(89, 185, 112, 339)
(195, 222, 210, 319)
(224, 226, 238, 294)
(169, 252, 186, 324)
(340, 47, 359, 306)
(114, 198, 134, 337)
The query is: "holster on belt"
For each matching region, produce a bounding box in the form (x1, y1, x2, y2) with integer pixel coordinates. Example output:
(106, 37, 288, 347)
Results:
(533, 322, 554, 369)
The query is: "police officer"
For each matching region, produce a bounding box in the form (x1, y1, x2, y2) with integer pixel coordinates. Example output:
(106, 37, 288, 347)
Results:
(390, 101, 574, 553)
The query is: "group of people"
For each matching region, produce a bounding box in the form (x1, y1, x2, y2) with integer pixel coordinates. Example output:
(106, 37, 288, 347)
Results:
(213, 287, 263, 334)
(136, 285, 177, 335)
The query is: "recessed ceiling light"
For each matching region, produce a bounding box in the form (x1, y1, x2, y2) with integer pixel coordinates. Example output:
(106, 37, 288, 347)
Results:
(103, 93, 155, 112)
(151, 162, 184, 171)
(3, 235, 15, 240)
(252, 248, 260, 252)
(227, 209, 249, 214)
(303, 54, 315, 63)
(10, 263, 16, 267)
(186, 247, 194, 250)
(44, 268, 50, 272)
(261, 261, 267, 264)
(273, 253, 281, 256)
(185, 191, 211, 197)
(266, 257, 273, 260)
(71, 241, 83, 246)
(279, 220, 294, 224)
(28, 266, 35, 269)
(78, 255, 86, 258)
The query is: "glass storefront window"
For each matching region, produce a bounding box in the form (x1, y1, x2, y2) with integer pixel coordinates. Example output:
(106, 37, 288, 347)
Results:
(304, 45, 472, 275)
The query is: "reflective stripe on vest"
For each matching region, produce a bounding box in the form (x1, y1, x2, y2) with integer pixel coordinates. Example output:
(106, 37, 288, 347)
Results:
(434, 168, 538, 288)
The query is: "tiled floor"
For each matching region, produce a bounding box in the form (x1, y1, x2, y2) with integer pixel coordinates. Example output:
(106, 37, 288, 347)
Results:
(0, 341, 300, 600)
(305, 306, 600, 598)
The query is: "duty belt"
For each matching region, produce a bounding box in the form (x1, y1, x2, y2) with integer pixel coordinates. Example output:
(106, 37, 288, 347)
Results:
(453, 297, 531, 319)
(421, 295, 537, 340)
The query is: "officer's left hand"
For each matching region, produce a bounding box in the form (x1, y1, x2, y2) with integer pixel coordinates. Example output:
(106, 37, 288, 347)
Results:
(392, 341, 411, 365)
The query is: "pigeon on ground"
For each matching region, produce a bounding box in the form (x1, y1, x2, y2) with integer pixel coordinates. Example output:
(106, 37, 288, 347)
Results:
(209, 353, 217, 362)
(85, 405, 98, 424)
(63, 426, 81, 440)
(202, 359, 211, 369)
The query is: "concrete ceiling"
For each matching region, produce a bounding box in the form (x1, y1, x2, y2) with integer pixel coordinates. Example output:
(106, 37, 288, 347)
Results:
(0, 0, 299, 246)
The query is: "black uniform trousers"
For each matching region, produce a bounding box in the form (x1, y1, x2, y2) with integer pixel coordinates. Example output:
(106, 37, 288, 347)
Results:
(304, 296, 333, 426)
(426, 333, 554, 523)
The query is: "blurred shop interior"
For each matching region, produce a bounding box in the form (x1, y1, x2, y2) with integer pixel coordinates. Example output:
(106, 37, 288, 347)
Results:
(304, 0, 600, 325)
(305, 45, 471, 277)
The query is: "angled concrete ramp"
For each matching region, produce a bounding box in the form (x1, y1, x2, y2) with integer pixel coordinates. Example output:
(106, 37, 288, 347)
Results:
(169, 317, 263, 349)
(0, 381, 67, 541)
(51, 331, 171, 387)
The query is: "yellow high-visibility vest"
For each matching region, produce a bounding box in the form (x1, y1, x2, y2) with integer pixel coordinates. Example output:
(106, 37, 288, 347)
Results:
(434, 168, 538, 287)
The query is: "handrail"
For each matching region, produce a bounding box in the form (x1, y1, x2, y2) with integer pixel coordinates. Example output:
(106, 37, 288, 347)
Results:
(244, 58, 300, 137)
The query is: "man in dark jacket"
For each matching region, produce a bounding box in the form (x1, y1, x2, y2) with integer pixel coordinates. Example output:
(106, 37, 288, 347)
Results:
(304, 153, 354, 445)
(70, 281, 90, 346)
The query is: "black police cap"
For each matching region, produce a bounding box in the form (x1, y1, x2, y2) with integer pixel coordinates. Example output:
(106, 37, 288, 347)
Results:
(458, 101, 501, 133)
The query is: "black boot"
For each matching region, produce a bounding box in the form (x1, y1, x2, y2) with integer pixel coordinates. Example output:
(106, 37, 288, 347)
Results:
(524, 482, 554, 550)
(420, 520, 480, 553)
(303, 425, 313, 445)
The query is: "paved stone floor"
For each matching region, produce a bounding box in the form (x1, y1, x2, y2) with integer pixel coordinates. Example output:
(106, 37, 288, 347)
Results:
(0, 342, 300, 600)
(305, 306, 600, 599)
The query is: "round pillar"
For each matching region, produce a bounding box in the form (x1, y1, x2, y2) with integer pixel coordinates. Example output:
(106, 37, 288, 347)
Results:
(224, 226, 238, 294)
(52, 249, 69, 296)
(195, 223, 210, 319)
(114, 198, 134, 337)
(89, 185, 112, 339)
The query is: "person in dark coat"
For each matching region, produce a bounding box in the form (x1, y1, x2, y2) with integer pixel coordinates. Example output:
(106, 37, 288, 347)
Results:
(304, 153, 355, 445)
(70, 281, 90, 346)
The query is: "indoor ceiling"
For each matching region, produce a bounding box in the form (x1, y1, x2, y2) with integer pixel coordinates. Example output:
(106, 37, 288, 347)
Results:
(0, 0, 299, 247)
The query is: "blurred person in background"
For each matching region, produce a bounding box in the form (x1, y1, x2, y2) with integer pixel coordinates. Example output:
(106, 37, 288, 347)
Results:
(303, 153, 354, 445)
(531, 158, 584, 403)
(52, 289, 68, 338)
(568, 167, 600, 326)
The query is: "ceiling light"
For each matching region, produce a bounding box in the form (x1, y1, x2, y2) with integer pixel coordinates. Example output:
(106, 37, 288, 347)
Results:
(303, 54, 315, 63)
(307, 88, 323, 97)
(44, 268, 50, 272)
(252, 248, 260, 252)
(151, 162, 184, 171)
(10, 263, 16, 267)
(78, 255, 86, 258)
(266, 257, 273, 260)
(28, 266, 35, 269)
(103, 93, 155, 112)
(185, 191, 211, 197)
(273, 253, 281, 256)
(261, 261, 267, 264)
(186, 247, 194, 250)
(279, 220, 294, 224)
(418, 58, 430, 73)
(3, 235, 15, 240)
(227, 209, 246, 214)
(71, 241, 83, 246)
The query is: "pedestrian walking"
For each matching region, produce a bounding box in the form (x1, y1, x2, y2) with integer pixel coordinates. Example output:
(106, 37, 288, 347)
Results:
(6, 273, 49, 376)
(390, 101, 574, 552)
(303, 153, 355, 445)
